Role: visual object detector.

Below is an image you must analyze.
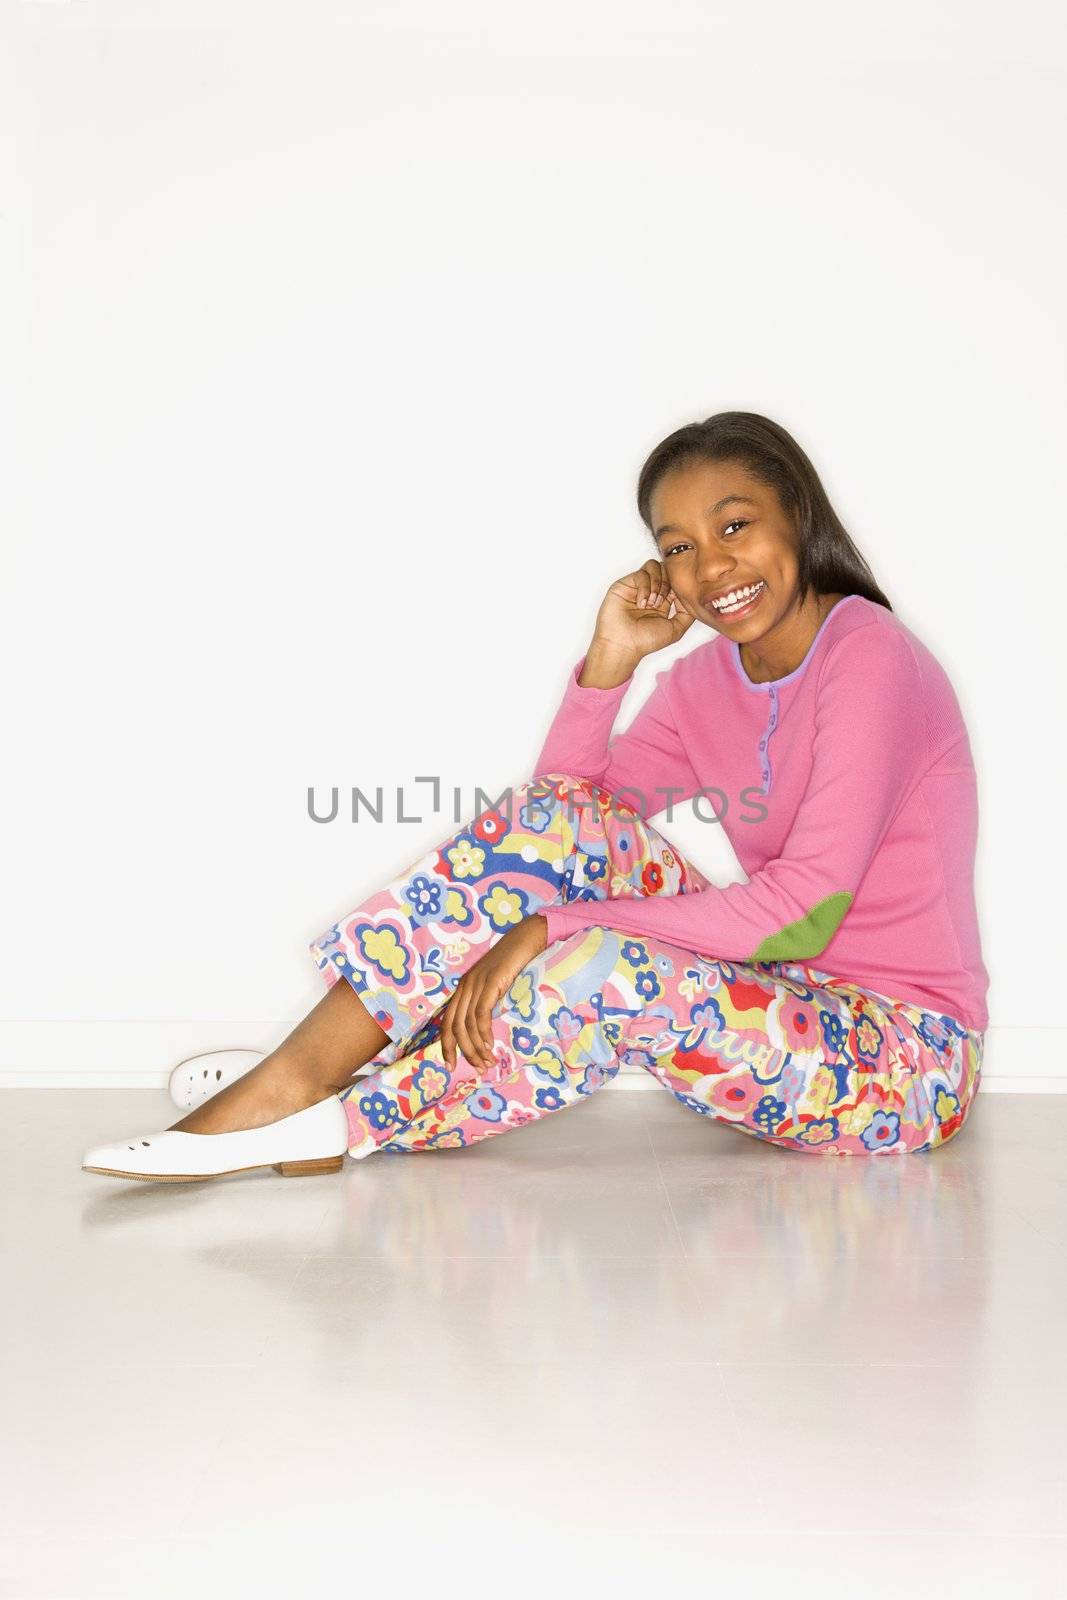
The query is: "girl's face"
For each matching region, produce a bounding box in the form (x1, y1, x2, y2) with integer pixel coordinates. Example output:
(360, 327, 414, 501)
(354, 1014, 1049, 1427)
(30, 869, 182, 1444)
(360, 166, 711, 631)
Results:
(650, 457, 805, 639)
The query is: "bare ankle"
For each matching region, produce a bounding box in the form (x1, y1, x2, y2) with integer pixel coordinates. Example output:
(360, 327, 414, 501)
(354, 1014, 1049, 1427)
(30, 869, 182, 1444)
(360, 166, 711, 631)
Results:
(288, 1059, 355, 1098)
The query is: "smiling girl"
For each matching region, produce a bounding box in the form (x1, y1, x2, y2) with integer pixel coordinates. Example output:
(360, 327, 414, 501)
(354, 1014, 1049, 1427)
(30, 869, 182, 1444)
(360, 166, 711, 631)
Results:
(83, 411, 987, 1180)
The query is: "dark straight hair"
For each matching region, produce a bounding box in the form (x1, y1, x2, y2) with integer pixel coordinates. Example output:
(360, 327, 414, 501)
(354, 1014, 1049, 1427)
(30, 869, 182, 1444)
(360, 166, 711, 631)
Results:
(636, 411, 893, 612)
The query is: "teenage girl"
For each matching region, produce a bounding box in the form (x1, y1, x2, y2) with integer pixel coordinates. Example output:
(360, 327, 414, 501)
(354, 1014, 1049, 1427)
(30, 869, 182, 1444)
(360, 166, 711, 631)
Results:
(82, 411, 987, 1180)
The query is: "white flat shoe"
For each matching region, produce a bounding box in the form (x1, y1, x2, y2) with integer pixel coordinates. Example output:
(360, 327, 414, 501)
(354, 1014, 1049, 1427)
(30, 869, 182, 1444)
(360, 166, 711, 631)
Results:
(81, 1094, 349, 1182)
(168, 1047, 266, 1110)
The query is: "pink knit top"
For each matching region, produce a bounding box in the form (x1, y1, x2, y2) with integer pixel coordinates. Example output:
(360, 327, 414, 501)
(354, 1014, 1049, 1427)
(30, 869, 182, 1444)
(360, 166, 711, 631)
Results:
(533, 594, 989, 1032)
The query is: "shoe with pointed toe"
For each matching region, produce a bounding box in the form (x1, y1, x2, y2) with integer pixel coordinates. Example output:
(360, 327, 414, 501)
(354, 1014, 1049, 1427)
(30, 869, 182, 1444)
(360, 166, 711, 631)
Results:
(81, 1093, 350, 1182)
(168, 1047, 266, 1110)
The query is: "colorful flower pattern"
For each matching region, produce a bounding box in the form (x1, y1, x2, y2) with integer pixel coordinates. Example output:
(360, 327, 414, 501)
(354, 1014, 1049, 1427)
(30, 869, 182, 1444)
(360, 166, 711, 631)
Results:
(309, 775, 983, 1160)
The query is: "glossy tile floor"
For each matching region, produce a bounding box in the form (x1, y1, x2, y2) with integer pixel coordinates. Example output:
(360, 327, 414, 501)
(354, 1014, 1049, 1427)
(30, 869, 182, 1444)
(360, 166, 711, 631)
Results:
(2, 1085, 1065, 1599)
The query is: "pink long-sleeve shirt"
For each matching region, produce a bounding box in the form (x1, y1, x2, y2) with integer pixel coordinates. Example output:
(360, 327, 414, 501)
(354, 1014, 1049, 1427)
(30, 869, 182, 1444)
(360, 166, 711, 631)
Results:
(532, 594, 989, 1032)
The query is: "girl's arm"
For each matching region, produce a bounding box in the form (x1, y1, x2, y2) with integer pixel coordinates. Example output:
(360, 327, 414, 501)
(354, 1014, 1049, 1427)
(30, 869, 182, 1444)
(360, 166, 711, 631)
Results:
(531, 650, 702, 822)
(538, 623, 926, 962)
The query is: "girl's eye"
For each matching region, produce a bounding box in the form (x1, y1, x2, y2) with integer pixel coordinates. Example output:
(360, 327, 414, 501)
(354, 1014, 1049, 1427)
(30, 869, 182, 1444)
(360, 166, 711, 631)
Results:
(663, 519, 748, 556)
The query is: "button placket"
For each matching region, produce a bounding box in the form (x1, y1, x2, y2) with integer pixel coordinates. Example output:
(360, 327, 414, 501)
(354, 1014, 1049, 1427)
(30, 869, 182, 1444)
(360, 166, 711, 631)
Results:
(759, 683, 780, 795)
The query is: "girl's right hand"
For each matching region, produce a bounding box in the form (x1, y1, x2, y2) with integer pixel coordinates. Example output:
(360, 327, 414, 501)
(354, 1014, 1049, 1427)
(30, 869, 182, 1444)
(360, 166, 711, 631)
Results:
(591, 558, 696, 660)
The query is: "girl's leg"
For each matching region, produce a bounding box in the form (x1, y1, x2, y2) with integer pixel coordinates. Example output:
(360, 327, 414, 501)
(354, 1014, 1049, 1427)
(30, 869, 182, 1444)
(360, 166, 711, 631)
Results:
(614, 948, 983, 1155)
(317, 775, 708, 1156)
(339, 923, 644, 1157)
(333, 928, 981, 1161)
(170, 976, 394, 1134)
(309, 772, 706, 1065)
(173, 773, 708, 1138)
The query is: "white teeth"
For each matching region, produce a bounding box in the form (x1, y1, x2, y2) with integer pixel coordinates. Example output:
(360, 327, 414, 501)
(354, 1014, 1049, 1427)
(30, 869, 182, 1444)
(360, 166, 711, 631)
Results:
(712, 581, 763, 611)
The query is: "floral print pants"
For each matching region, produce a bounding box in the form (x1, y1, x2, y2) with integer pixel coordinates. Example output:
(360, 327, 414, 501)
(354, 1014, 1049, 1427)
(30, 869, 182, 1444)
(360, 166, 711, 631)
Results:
(308, 774, 984, 1160)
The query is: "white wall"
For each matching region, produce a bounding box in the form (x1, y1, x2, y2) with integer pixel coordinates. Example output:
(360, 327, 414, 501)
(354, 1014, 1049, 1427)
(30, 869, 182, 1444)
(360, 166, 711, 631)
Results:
(3, 0, 1065, 1088)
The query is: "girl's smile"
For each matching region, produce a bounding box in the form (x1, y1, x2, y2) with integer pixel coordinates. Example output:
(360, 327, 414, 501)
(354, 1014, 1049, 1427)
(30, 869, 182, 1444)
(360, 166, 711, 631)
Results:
(701, 579, 767, 619)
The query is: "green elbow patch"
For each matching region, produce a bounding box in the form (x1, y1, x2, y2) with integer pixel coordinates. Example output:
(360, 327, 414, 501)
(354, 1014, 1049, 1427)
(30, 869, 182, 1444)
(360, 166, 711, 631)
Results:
(750, 892, 853, 962)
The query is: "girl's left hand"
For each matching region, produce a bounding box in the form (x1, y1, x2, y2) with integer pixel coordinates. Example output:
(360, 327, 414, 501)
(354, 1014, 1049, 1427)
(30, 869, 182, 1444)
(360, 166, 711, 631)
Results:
(439, 914, 548, 1072)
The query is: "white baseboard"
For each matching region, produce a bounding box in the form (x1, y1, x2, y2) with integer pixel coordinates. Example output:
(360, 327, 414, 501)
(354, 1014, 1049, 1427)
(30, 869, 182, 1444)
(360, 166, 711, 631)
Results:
(0, 1020, 1063, 1092)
